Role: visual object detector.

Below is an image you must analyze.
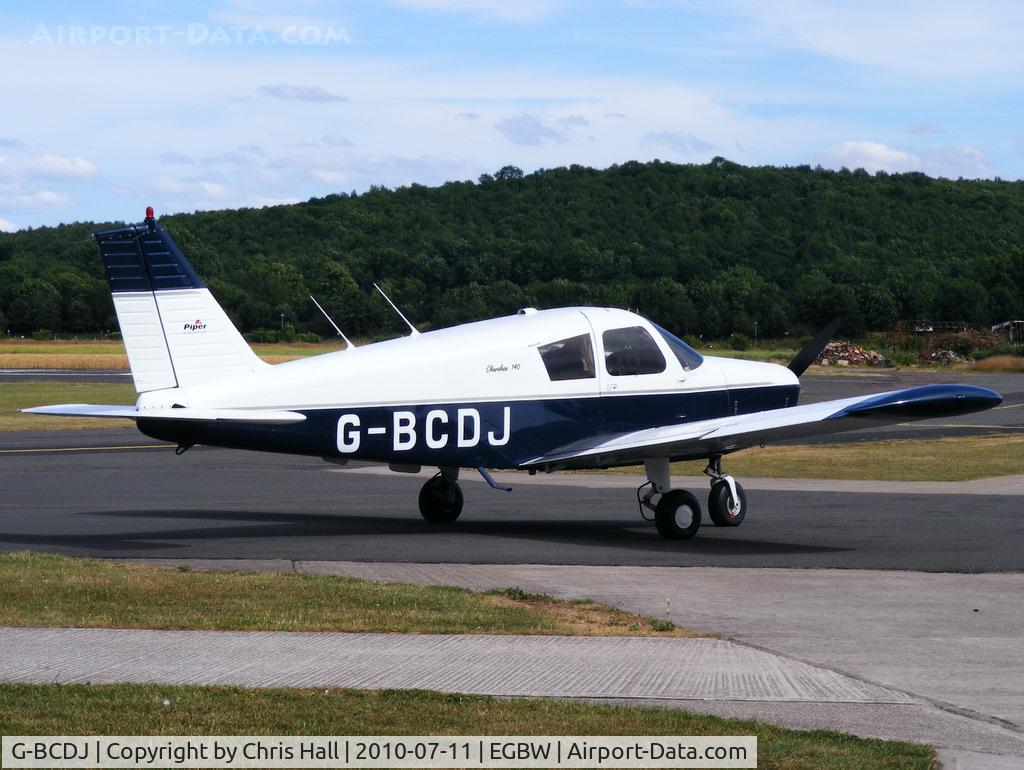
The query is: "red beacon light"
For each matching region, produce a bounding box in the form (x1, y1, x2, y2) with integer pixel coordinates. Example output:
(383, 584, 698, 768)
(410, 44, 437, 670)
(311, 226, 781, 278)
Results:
(145, 206, 155, 219)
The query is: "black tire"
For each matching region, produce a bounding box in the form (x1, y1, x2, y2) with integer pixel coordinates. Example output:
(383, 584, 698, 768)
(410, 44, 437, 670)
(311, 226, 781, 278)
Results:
(708, 480, 747, 527)
(418, 477, 464, 523)
(654, 489, 701, 540)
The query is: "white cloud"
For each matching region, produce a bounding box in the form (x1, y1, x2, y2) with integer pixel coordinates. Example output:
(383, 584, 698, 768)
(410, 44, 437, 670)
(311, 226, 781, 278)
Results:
(247, 195, 302, 208)
(256, 84, 347, 102)
(391, 0, 560, 23)
(905, 122, 942, 135)
(818, 140, 994, 178)
(0, 217, 18, 232)
(818, 140, 921, 173)
(720, 0, 1024, 79)
(199, 181, 231, 198)
(918, 145, 991, 179)
(322, 133, 354, 147)
(209, 0, 351, 39)
(26, 153, 97, 178)
(159, 151, 194, 165)
(495, 113, 565, 145)
(312, 168, 348, 184)
(643, 130, 717, 156)
(16, 190, 69, 206)
(559, 114, 590, 127)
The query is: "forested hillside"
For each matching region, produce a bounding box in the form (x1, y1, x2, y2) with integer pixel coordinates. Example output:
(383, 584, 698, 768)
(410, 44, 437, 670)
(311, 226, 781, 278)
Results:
(2, 158, 1022, 340)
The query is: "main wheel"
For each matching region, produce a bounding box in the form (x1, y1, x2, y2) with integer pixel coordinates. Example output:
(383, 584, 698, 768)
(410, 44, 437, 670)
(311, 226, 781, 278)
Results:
(654, 489, 701, 540)
(418, 476, 464, 523)
(708, 480, 747, 527)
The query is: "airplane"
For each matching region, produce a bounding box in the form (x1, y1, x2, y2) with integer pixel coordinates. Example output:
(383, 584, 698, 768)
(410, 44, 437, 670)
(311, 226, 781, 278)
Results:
(25, 208, 1004, 540)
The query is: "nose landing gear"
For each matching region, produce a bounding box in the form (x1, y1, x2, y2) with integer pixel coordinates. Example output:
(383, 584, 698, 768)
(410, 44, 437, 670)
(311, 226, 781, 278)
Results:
(705, 456, 747, 527)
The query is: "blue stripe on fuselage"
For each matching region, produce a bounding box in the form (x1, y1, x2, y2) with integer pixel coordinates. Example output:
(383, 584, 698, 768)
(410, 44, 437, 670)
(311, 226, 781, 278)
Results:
(137, 384, 800, 468)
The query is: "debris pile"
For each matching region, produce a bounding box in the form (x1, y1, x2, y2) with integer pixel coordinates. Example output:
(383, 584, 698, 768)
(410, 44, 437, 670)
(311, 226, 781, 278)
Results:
(816, 341, 888, 367)
(919, 349, 965, 366)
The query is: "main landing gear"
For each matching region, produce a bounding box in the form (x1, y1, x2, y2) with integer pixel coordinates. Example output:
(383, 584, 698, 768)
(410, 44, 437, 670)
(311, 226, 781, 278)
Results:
(418, 467, 464, 523)
(637, 456, 747, 540)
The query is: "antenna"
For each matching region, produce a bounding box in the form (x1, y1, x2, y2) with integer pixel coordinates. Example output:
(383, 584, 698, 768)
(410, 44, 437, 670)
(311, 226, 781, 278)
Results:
(373, 282, 420, 336)
(309, 295, 355, 348)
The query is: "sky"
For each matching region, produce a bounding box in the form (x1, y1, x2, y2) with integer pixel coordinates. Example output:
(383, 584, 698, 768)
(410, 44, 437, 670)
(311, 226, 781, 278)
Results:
(1, 0, 1023, 231)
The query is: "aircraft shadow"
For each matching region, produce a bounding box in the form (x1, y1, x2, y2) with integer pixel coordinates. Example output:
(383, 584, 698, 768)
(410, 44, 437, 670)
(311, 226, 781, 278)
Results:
(0, 507, 851, 559)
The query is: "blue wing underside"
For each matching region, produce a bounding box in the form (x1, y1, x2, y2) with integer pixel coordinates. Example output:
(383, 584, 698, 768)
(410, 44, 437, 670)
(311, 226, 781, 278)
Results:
(521, 384, 1003, 470)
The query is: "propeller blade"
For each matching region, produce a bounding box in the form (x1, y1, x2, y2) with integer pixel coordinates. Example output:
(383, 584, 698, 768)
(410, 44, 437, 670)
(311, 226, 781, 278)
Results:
(787, 319, 841, 377)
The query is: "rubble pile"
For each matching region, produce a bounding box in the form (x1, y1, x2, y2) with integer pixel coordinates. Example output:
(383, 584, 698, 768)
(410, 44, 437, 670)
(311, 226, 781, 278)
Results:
(919, 349, 965, 365)
(816, 341, 888, 367)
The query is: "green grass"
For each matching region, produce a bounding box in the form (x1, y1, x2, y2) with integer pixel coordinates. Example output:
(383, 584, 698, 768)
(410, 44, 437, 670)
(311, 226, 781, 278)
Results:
(0, 381, 136, 431)
(0, 552, 697, 637)
(0, 684, 935, 769)
(604, 434, 1024, 482)
(698, 347, 797, 363)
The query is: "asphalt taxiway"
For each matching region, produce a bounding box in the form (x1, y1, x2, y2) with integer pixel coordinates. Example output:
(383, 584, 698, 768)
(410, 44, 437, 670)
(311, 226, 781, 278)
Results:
(2, 446, 1023, 571)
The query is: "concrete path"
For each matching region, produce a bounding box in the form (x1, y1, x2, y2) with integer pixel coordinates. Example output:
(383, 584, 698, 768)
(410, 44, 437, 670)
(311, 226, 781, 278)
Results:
(292, 562, 1024, 727)
(133, 558, 1024, 768)
(0, 627, 913, 702)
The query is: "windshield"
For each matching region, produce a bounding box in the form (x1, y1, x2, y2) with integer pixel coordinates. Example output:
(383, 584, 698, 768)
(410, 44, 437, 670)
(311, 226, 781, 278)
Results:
(652, 323, 704, 371)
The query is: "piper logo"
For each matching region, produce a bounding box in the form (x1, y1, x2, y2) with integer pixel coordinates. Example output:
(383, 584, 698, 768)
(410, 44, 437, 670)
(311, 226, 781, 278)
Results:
(183, 319, 207, 332)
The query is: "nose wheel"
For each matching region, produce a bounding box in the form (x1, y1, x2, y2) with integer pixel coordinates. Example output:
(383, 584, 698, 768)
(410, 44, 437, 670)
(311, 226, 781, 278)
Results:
(705, 456, 747, 527)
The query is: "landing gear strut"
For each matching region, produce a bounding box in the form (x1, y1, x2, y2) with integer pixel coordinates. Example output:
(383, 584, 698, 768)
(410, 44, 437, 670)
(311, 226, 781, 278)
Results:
(418, 468, 464, 523)
(704, 456, 747, 527)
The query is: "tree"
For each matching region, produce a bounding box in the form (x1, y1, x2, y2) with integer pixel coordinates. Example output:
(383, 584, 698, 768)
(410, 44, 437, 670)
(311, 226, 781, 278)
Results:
(636, 278, 697, 335)
(494, 165, 523, 181)
(7, 278, 61, 333)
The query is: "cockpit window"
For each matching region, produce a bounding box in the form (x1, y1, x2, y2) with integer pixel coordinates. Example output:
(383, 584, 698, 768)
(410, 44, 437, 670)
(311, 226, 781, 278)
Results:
(652, 323, 704, 371)
(538, 334, 596, 381)
(602, 326, 667, 376)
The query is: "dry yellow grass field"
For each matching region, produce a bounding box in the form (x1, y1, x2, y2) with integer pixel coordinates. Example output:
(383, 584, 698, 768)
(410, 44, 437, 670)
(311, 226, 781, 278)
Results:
(0, 339, 345, 368)
(971, 355, 1024, 372)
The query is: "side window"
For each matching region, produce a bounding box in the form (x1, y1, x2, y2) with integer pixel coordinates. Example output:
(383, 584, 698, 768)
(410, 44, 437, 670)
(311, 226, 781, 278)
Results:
(538, 334, 596, 381)
(603, 326, 666, 376)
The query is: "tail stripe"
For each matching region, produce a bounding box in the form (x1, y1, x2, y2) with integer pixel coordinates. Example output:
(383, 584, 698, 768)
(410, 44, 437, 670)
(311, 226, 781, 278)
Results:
(96, 225, 204, 293)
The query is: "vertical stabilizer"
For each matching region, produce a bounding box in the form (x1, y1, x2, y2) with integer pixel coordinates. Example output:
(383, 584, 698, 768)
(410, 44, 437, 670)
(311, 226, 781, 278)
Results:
(95, 208, 266, 392)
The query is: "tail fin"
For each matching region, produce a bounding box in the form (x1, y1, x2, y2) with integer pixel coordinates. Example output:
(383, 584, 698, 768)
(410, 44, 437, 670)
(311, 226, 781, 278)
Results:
(96, 207, 266, 392)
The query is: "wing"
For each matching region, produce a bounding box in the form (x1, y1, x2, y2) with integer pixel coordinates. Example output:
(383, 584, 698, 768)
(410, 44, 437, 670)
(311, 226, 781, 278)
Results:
(21, 404, 306, 425)
(521, 384, 1002, 470)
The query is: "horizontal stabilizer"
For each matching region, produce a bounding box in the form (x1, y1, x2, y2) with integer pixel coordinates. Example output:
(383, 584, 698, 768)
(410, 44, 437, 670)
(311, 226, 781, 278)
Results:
(22, 404, 306, 425)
